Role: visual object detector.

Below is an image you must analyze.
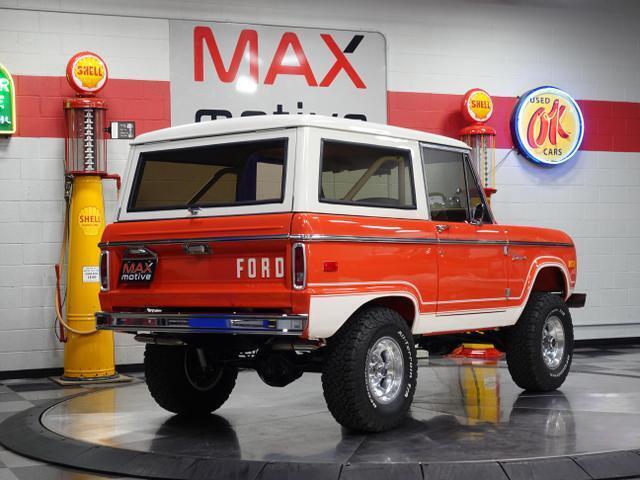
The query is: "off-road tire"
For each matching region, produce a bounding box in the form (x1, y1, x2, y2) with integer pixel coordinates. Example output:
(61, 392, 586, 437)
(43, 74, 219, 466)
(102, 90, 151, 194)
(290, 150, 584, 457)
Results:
(144, 344, 238, 415)
(322, 307, 417, 432)
(506, 293, 573, 392)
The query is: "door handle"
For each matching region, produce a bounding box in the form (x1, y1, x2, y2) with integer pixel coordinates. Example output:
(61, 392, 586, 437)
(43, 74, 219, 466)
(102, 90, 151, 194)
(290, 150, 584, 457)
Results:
(435, 224, 450, 233)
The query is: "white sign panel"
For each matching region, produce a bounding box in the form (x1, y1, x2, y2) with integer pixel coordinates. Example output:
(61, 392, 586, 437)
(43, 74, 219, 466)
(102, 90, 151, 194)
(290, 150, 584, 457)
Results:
(170, 20, 387, 124)
(82, 266, 99, 283)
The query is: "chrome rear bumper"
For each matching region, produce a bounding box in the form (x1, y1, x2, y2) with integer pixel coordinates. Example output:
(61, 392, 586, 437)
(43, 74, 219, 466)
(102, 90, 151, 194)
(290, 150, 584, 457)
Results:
(95, 311, 308, 335)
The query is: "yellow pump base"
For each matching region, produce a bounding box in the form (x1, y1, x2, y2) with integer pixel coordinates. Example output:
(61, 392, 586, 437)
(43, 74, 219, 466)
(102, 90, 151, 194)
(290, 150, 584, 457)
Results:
(62, 175, 116, 380)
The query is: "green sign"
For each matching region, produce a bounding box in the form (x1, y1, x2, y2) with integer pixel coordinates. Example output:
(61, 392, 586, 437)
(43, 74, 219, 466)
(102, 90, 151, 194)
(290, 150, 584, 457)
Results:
(0, 63, 16, 135)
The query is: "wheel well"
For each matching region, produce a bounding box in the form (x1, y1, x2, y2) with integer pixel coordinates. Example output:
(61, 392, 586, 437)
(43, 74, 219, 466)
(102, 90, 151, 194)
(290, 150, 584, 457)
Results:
(359, 296, 416, 329)
(532, 266, 566, 297)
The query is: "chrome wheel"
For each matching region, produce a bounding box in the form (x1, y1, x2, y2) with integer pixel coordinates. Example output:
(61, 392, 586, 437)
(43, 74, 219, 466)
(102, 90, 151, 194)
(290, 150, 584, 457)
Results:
(542, 315, 565, 370)
(366, 336, 404, 404)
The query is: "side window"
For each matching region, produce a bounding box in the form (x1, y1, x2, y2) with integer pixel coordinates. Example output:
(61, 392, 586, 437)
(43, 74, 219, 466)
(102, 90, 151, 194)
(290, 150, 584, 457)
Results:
(464, 156, 492, 223)
(320, 140, 415, 209)
(422, 148, 469, 222)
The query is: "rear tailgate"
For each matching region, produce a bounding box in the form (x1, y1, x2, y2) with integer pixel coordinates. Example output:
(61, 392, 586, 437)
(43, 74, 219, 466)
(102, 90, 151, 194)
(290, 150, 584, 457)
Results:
(99, 213, 294, 312)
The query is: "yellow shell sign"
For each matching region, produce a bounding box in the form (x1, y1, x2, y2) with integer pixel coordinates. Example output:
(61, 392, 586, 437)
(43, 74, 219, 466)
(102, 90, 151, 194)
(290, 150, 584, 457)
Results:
(78, 206, 103, 236)
(462, 88, 493, 123)
(66, 52, 108, 94)
(511, 86, 584, 165)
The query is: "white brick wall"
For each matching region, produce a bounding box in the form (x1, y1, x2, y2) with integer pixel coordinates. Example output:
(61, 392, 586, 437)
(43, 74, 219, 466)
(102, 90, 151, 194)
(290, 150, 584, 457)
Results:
(0, 7, 169, 79)
(0, 0, 639, 372)
(492, 148, 640, 339)
(0, 137, 139, 373)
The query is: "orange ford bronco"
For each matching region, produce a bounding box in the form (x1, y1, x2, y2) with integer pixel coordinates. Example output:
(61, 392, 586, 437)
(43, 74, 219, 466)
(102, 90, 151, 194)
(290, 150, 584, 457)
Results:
(97, 115, 585, 432)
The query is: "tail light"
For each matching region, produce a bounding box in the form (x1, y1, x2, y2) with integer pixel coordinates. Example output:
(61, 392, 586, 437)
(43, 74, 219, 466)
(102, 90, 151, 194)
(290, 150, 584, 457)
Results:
(292, 243, 306, 290)
(99, 250, 109, 291)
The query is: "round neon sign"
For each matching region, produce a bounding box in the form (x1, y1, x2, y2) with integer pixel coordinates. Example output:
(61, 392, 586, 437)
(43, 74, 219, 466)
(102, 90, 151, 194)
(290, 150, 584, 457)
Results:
(511, 86, 584, 165)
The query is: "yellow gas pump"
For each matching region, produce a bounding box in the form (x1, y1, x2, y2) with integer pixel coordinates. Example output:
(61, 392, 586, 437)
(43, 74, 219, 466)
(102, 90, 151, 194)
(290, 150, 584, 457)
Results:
(54, 52, 121, 381)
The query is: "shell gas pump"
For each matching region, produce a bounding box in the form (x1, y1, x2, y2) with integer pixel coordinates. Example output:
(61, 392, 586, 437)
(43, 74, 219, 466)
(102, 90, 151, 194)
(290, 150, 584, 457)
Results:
(459, 88, 497, 203)
(453, 89, 503, 360)
(55, 52, 121, 381)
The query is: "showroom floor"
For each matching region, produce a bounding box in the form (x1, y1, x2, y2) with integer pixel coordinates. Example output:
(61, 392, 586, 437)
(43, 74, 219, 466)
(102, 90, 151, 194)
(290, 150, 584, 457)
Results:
(0, 344, 639, 480)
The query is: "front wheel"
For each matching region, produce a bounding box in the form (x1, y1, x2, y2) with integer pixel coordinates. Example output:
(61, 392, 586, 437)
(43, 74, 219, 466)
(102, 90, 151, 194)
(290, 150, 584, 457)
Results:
(144, 344, 238, 415)
(506, 293, 574, 392)
(322, 307, 417, 432)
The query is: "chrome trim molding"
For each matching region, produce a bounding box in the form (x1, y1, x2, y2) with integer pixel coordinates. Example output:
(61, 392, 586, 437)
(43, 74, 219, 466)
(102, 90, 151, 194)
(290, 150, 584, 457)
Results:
(509, 240, 574, 248)
(96, 311, 308, 335)
(99, 233, 573, 249)
(99, 234, 290, 248)
(292, 234, 573, 248)
(291, 234, 438, 244)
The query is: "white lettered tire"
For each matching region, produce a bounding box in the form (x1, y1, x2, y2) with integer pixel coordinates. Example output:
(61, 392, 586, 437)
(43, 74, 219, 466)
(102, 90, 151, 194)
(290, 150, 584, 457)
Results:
(321, 307, 417, 432)
(506, 293, 574, 392)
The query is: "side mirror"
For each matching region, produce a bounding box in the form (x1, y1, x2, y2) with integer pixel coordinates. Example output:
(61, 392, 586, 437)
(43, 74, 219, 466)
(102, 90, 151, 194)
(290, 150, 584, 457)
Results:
(471, 203, 484, 225)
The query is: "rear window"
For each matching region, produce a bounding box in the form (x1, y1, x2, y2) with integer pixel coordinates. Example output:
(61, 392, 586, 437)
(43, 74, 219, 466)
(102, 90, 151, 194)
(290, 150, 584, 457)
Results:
(320, 140, 415, 209)
(128, 139, 287, 212)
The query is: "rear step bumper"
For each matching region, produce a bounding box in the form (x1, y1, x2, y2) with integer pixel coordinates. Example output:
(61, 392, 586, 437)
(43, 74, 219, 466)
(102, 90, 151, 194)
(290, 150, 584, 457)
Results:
(95, 311, 308, 335)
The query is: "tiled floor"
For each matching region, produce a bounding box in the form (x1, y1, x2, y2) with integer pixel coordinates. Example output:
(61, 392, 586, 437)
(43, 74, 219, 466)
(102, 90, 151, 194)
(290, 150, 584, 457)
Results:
(0, 346, 639, 479)
(0, 374, 146, 480)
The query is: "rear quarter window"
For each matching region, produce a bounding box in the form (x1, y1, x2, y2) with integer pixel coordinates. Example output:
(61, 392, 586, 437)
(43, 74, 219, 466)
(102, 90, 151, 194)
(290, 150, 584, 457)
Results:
(319, 140, 416, 209)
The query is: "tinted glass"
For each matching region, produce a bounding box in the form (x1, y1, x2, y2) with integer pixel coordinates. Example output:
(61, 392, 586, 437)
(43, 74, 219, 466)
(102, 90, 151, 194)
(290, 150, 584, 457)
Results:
(320, 140, 415, 209)
(464, 157, 492, 223)
(128, 139, 286, 212)
(422, 148, 469, 222)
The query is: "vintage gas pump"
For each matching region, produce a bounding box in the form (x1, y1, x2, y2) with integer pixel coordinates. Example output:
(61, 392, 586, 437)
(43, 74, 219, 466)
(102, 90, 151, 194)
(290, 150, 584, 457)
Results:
(453, 89, 502, 360)
(459, 88, 497, 202)
(55, 52, 121, 381)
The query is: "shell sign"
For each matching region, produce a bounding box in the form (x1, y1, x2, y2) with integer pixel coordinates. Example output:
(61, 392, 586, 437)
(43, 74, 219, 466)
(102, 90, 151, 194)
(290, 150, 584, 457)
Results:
(66, 52, 108, 95)
(78, 206, 103, 236)
(462, 88, 493, 123)
(511, 86, 584, 165)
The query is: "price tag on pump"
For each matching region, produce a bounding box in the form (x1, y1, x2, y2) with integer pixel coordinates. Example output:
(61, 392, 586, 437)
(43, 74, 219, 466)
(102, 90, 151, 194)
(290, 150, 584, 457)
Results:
(82, 266, 100, 283)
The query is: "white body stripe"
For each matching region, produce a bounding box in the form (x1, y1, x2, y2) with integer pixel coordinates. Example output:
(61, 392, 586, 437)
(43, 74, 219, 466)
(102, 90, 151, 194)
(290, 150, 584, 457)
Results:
(306, 257, 572, 338)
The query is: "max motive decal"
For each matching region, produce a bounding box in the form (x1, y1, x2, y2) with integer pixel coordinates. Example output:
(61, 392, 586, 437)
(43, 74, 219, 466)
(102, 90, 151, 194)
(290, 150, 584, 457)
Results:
(195, 28, 366, 88)
(120, 260, 156, 282)
(170, 20, 387, 125)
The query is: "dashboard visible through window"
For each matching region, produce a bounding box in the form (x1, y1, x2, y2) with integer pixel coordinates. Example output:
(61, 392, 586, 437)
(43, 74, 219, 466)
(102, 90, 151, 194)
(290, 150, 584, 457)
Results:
(422, 146, 491, 223)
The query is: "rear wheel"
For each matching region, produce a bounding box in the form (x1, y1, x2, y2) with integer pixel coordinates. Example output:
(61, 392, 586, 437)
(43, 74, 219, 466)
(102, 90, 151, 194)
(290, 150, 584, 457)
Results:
(144, 344, 238, 415)
(506, 293, 573, 392)
(322, 307, 417, 432)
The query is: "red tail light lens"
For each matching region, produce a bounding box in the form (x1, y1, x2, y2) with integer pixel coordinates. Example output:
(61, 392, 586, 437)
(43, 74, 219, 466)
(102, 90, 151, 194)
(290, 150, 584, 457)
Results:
(292, 243, 306, 290)
(99, 250, 109, 291)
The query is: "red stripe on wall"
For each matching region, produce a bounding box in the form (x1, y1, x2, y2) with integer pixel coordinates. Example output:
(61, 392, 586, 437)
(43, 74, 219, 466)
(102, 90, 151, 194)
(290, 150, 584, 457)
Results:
(12, 75, 170, 138)
(388, 91, 640, 152)
(10, 75, 640, 153)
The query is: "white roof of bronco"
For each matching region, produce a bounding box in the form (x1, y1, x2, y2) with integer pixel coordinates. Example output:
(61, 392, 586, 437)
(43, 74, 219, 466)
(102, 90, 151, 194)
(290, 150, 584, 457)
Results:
(132, 115, 470, 150)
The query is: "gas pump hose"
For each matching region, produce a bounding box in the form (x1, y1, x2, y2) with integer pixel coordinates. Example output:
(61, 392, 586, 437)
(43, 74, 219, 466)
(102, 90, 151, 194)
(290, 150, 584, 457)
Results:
(54, 193, 98, 337)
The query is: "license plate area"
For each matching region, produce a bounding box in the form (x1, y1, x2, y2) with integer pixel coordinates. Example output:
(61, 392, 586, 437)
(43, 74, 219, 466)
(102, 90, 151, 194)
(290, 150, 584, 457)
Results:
(119, 247, 157, 284)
